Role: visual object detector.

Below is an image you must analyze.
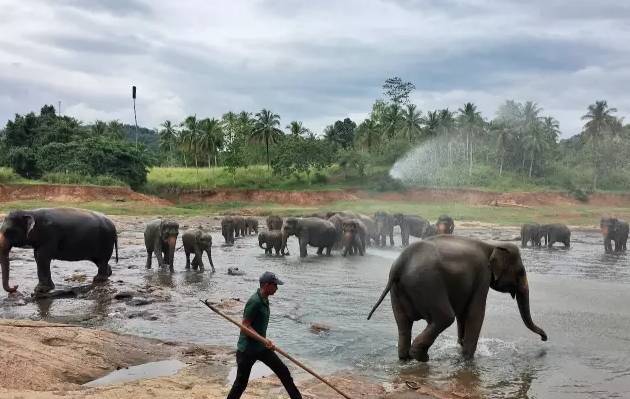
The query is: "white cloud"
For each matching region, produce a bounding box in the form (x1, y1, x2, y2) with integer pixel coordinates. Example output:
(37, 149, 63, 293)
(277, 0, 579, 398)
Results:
(0, 0, 628, 137)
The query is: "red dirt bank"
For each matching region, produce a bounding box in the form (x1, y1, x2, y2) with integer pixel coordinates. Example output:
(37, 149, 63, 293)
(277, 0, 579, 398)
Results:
(3, 184, 630, 208)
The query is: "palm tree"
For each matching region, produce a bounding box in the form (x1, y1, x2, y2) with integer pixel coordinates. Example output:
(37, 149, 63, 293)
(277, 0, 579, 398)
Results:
(159, 120, 178, 166)
(400, 104, 423, 143)
(438, 109, 455, 165)
(92, 120, 107, 136)
(181, 115, 201, 171)
(490, 121, 511, 176)
(581, 100, 618, 190)
(457, 103, 483, 175)
(221, 111, 238, 145)
(251, 109, 283, 170)
(286, 121, 310, 136)
(383, 104, 403, 138)
(199, 118, 224, 168)
(356, 118, 380, 152)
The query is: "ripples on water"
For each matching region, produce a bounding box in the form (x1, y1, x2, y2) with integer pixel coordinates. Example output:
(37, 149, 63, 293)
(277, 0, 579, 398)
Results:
(1, 226, 629, 399)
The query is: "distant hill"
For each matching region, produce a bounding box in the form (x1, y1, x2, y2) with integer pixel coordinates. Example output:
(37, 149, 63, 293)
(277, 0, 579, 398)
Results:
(121, 124, 159, 151)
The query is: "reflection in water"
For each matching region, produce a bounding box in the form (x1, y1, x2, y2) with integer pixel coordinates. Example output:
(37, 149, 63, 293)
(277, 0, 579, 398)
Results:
(3, 226, 630, 398)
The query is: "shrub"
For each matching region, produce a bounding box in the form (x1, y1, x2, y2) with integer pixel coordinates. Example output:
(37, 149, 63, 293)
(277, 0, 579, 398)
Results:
(41, 172, 126, 187)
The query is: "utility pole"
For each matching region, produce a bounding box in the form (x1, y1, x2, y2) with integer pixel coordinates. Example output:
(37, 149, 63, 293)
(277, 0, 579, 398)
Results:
(58, 100, 61, 116)
(132, 85, 138, 149)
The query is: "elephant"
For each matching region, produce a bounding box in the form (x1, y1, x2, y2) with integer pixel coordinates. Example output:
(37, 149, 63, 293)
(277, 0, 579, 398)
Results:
(144, 219, 179, 271)
(266, 215, 283, 231)
(521, 223, 542, 247)
(258, 230, 287, 255)
(0, 208, 118, 294)
(393, 214, 432, 246)
(221, 216, 235, 244)
(367, 235, 547, 361)
(541, 223, 571, 248)
(436, 214, 455, 234)
(356, 214, 377, 246)
(282, 217, 337, 258)
(181, 227, 215, 272)
(374, 211, 395, 247)
(600, 217, 629, 253)
(232, 215, 246, 237)
(341, 219, 365, 256)
(245, 217, 259, 235)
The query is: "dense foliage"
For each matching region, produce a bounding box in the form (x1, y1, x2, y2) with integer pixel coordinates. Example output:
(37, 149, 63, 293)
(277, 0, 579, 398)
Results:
(0, 106, 152, 188)
(2, 78, 629, 192)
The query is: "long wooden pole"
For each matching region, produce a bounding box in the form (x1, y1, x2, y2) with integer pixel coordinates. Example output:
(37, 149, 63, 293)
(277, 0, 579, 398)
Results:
(200, 299, 354, 399)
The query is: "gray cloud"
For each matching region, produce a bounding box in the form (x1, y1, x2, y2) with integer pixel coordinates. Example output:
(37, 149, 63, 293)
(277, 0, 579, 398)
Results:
(0, 0, 628, 138)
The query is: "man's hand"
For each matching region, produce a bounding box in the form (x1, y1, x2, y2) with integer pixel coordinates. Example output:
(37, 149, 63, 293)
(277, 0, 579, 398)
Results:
(264, 339, 275, 351)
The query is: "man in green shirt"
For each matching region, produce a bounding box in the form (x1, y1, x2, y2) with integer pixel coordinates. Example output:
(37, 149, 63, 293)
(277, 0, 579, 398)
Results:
(226, 271, 302, 399)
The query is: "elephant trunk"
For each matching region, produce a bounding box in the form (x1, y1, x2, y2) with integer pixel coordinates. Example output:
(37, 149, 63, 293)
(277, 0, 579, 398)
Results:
(515, 275, 547, 341)
(0, 233, 17, 293)
(281, 230, 289, 255)
(167, 236, 177, 266)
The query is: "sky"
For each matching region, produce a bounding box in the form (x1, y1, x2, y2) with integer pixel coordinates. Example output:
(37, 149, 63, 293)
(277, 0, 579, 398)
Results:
(1, 0, 629, 138)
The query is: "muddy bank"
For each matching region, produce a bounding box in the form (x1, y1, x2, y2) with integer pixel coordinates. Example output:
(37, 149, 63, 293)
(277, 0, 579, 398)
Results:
(0, 184, 170, 205)
(0, 320, 450, 399)
(4, 183, 630, 208)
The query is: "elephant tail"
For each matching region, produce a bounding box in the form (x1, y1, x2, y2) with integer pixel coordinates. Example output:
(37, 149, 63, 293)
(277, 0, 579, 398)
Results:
(114, 234, 119, 263)
(367, 282, 391, 320)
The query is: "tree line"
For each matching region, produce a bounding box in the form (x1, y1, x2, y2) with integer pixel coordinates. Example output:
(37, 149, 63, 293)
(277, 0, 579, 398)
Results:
(1, 77, 629, 192)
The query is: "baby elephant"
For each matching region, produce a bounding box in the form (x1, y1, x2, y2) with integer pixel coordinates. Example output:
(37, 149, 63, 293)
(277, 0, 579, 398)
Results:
(342, 219, 366, 256)
(144, 219, 179, 271)
(258, 230, 287, 255)
(182, 227, 215, 272)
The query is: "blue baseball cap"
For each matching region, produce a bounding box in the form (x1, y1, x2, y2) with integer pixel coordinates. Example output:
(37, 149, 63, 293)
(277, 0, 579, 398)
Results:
(259, 271, 284, 285)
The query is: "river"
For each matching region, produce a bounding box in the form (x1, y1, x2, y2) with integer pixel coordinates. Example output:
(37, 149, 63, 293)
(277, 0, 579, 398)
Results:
(1, 218, 629, 399)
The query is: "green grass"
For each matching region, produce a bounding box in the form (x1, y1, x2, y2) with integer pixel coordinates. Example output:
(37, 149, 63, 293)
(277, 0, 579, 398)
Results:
(2, 198, 627, 227)
(0, 167, 34, 184)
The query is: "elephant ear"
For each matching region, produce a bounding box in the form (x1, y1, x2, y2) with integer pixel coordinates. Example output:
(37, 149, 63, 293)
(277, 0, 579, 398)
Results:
(25, 215, 36, 240)
(489, 246, 510, 283)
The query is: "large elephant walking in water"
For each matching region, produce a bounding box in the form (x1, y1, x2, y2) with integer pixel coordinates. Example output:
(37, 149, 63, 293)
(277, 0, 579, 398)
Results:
(282, 217, 336, 258)
(0, 208, 118, 294)
(367, 236, 547, 361)
(144, 219, 179, 271)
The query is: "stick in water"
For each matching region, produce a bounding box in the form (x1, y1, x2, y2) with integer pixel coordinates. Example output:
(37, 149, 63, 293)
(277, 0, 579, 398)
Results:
(199, 299, 354, 399)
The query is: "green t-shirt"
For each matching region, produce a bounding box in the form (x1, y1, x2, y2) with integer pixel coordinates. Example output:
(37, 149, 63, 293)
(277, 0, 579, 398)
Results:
(237, 289, 270, 353)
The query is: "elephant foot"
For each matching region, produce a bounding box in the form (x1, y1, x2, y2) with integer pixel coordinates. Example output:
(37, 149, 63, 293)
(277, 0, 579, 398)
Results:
(93, 274, 110, 284)
(410, 347, 429, 362)
(34, 282, 55, 294)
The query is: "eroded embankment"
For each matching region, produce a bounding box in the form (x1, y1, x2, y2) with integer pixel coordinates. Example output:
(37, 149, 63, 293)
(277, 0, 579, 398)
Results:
(3, 183, 630, 208)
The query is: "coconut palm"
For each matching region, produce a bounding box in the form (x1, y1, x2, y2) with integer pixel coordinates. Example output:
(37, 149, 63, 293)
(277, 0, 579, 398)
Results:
(581, 100, 619, 189)
(159, 120, 178, 166)
(383, 104, 403, 138)
(286, 121, 310, 136)
(251, 109, 283, 170)
(92, 120, 107, 136)
(355, 118, 380, 152)
(400, 104, 423, 142)
(180, 115, 202, 170)
(198, 118, 224, 168)
(457, 103, 484, 175)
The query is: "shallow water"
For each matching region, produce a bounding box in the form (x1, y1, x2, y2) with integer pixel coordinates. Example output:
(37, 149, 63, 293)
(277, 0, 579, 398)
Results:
(1, 224, 629, 398)
(83, 359, 186, 387)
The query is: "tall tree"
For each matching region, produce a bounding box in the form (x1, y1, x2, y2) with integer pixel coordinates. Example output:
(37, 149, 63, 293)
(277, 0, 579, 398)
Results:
(286, 121, 310, 137)
(581, 100, 618, 190)
(251, 109, 283, 170)
(382, 77, 416, 105)
(198, 118, 224, 167)
(401, 104, 423, 143)
(324, 118, 357, 149)
(355, 118, 380, 152)
(457, 103, 484, 175)
(159, 120, 178, 166)
(181, 115, 201, 170)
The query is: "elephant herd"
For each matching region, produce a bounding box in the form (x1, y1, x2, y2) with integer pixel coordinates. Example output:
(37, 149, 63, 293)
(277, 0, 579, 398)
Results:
(521, 216, 629, 253)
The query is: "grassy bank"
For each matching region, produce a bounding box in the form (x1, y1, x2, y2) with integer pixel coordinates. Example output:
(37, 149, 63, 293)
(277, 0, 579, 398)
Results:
(1, 198, 625, 227)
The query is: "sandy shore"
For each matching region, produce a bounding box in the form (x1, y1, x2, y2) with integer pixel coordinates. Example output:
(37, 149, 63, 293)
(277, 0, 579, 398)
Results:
(0, 319, 463, 399)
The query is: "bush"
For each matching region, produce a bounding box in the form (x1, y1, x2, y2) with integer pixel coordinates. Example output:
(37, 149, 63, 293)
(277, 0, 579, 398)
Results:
(312, 171, 328, 184)
(370, 172, 405, 192)
(0, 167, 23, 183)
(41, 172, 126, 187)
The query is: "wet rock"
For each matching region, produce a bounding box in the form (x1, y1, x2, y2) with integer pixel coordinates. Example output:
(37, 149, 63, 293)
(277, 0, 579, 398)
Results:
(208, 297, 243, 315)
(128, 298, 153, 306)
(114, 291, 135, 300)
(126, 310, 158, 320)
(227, 267, 245, 276)
(31, 284, 93, 299)
(309, 323, 331, 334)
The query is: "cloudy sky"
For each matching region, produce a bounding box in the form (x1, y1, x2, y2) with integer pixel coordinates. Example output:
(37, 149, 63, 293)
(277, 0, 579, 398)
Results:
(1, 0, 629, 138)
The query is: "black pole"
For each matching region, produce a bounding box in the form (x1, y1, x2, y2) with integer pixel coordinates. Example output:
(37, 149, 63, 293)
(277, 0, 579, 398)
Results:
(132, 85, 138, 149)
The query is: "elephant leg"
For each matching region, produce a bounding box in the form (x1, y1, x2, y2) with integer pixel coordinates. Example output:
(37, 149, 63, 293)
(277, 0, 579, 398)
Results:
(184, 250, 191, 269)
(299, 240, 308, 258)
(206, 250, 215, 272)
(194, 249, 204, 271)
(410, 312, 455, 362)
(34, 249, 55, 293)
(325, 246, 332, 256)
(94, 260, 111, 284)
(389, 231, 394, 247)
(146, 249, 153, 269)
(316, 246, 324, 255)
(391, 289, 412, 360)
(461, 285, 489, 359)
